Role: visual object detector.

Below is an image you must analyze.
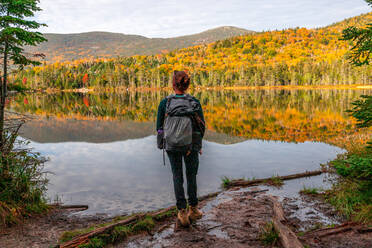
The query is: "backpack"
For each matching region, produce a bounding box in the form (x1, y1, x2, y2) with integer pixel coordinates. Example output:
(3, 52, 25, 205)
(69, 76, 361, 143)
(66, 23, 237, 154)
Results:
(163, 94, 200, 151)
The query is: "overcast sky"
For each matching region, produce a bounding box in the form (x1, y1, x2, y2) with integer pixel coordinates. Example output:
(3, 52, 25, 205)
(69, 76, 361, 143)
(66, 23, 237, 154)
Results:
(34, 0, 370, 38)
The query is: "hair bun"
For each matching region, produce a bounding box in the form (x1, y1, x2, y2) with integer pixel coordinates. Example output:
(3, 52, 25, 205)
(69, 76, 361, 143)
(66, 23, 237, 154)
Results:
(172, 70, 190, 91)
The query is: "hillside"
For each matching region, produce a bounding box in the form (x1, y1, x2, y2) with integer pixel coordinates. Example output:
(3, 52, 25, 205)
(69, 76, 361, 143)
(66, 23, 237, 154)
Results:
(15, 12, 372, 88)
(25, 26, 253, 62)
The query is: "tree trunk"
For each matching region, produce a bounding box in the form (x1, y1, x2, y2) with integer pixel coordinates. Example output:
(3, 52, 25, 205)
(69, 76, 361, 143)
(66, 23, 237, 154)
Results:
(0, 41, 8, 150)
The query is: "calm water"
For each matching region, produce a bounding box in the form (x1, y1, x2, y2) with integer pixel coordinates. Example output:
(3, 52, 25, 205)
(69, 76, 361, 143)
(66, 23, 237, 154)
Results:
(7, 89, 370, 215)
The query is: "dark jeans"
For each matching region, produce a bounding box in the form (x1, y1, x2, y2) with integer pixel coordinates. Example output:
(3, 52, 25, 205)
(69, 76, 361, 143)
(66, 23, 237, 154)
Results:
(167, 150, 199, 210)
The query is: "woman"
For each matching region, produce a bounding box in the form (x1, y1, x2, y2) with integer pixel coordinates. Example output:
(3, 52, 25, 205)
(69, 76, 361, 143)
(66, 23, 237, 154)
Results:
(156, 70, 205, 226)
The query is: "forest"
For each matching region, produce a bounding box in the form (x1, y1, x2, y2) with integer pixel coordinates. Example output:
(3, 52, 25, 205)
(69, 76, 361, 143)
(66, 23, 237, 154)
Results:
(10, 12, 372, 89)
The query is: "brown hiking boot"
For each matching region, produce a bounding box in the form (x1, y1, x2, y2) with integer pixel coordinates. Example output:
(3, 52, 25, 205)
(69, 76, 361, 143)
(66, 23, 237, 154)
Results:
(177, 208, 190, 226)
(188, 205, 203, 221)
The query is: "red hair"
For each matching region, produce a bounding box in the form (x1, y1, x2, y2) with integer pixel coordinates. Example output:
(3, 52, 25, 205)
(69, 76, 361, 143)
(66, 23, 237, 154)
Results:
(172, 70, 190, 92)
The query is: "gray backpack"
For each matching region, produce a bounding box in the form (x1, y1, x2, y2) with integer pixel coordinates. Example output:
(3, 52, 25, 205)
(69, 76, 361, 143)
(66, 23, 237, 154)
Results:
(164, 94, 199, 151)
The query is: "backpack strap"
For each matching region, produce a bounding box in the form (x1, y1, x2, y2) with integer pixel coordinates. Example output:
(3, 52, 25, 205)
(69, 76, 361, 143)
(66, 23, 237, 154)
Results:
(165, 94, 189, 113)
(165, 94, 175, 114)
(165, 94, 199, 116)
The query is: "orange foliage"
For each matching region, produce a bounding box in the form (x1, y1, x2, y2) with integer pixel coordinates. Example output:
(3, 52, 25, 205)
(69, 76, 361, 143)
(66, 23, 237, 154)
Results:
(82, 73, 88, 85)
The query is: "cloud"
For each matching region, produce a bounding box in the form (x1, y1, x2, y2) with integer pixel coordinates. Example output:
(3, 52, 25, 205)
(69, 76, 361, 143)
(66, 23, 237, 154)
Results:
(34, 0, 371, 37)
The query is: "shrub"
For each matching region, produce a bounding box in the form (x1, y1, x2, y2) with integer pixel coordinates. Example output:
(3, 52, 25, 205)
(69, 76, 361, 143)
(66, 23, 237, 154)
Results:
(332, 154, 372, 180)
(0, 118, 48, 226)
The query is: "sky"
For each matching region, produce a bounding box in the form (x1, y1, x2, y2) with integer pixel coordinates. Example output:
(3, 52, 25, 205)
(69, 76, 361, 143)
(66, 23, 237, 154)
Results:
(35, 0, 371, 38)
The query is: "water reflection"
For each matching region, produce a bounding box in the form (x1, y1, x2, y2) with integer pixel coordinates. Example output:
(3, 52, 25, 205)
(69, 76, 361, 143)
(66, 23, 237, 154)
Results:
(33, 136, 343, 215)
(9, 89, 370, 143)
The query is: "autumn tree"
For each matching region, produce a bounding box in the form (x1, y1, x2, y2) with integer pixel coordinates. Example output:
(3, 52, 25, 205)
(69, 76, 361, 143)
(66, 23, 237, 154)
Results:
(0, 0, 46, 148)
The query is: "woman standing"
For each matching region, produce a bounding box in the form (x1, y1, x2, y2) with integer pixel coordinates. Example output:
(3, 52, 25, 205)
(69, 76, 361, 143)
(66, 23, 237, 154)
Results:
(156, 70, 205, 226)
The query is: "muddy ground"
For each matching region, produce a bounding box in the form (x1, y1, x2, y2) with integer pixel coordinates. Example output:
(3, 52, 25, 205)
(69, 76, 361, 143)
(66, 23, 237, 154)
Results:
(118, 187, 372, 248)
(119, 188, 274, 248)
(0, 208, 110, 248)
(0, 186, 371, 248)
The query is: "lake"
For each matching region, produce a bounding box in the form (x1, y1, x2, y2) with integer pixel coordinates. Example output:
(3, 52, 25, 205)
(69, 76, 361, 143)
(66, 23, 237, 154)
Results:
(6, 88, 370, 215)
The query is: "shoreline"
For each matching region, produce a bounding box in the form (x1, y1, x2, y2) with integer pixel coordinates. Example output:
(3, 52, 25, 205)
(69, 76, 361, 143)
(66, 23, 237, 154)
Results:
(1, 177, 370, 248)
(22, 84, 372, 94)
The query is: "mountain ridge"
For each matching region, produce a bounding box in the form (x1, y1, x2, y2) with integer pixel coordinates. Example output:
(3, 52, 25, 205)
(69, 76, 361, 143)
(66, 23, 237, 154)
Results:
(17, 12, 371, 88)
(26, 26, 254, 62)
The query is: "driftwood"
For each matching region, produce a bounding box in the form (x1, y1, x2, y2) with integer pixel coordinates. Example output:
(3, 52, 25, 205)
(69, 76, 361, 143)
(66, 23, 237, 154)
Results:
(227, 170, 323, 188)
(357, 226, 372, 233)
(303, 222, 368, 238)
(247, 189, 269, 194)
(269, 196, 304, 248)
(199, 191, 221, 201)
(49, 204, 89, 210)
(59, 214, 145, 248)
(150, 205, 176, 217)
(317, 226, 353, 238)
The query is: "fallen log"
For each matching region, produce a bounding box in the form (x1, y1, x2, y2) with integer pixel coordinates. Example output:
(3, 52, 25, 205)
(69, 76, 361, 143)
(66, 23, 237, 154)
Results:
(357, 226, 372, 233)
(50, 204, 89, 210)
(303, 222, 359, 238)
(150, 206, 176, 217)
(227, 170, 323, 188)
(247, 189, 269, 194)
(59, 214, 144, 248)
(199, 191, 221, 201)
(318, 226, 353, 238)
(269, 196, 304, 248)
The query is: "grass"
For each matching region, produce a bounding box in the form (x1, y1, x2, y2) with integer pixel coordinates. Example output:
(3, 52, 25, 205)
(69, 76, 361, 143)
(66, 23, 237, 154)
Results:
(259, 221, 279, 246)
(297, 231, 305, 237)
(221, 176, 232, 188)
(300, 187, 322, 195)
(322, 93, 371, 225)
(60, 215, 156, 247)
(325, 141, 372, 224)
(59, 214, 140, 243)
(131, 215, 155, 233)
(354, 205, 372, 223)
(77, 237, 105, 248)
(111, 225, 131, 243)
(0, 130, 49, 226)
(152, 208, 177, 221)
(325, 178, 372, 223)
(59, 210, 171, 247)
(265, 176, 284, 187)
(60, 226, 96, 243)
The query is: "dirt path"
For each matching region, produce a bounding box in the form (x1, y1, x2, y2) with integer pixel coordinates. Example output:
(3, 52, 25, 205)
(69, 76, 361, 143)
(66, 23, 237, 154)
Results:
(119, 187, 273, 248)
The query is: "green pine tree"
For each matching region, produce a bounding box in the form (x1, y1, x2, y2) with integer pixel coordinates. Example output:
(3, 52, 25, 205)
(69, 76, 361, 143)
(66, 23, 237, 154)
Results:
(0, 0, 47, 148)
(341, 0, 372, 66)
